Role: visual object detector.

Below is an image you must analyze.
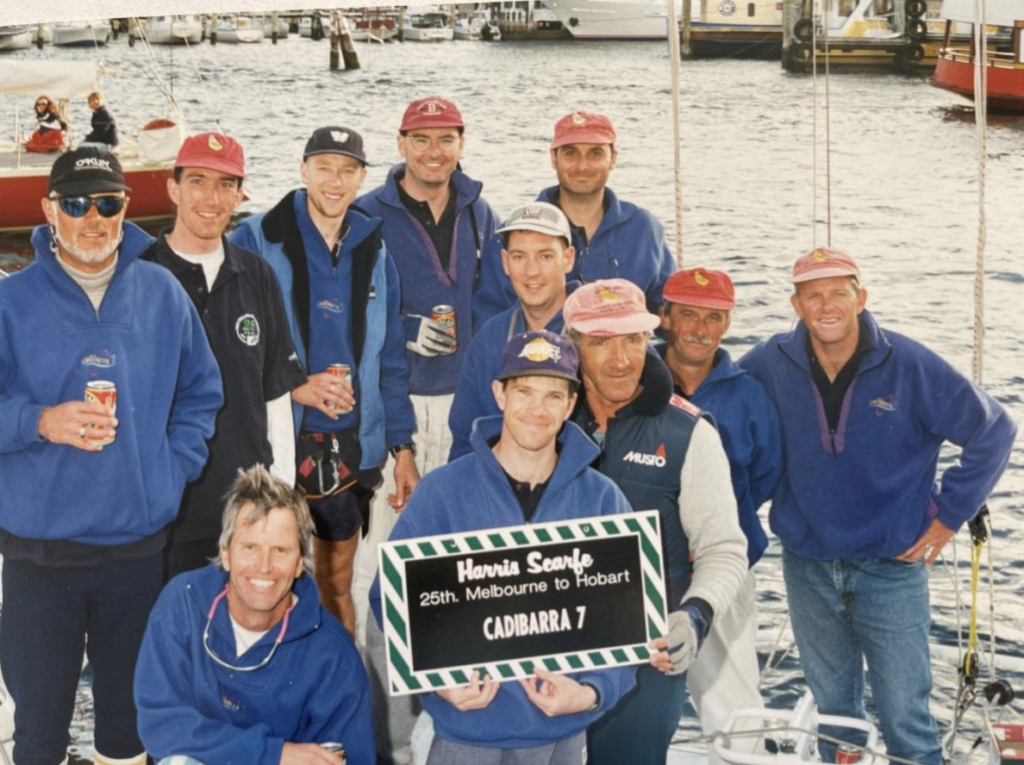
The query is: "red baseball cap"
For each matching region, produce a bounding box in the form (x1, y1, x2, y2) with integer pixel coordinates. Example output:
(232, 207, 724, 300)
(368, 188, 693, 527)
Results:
(791, 247, 861, 284)
(663, 268, 736, 310)
(400, 96, 464, 132)
(551, 111, 616, 150)
(175, 132, 246, 179)
(563, 279, 660, 337)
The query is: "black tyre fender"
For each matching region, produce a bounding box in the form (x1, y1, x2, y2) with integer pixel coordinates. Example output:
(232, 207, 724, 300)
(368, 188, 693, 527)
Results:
(906, 0, 927, 19)
(793, 17, 814, 42)
(790, 41, 812, 63)
(906, 18, 927, 41)
(900, 43, 925, 63)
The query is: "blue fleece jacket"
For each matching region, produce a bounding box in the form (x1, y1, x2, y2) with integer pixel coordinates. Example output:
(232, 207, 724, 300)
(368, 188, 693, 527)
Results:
(231, 192, 415, 468)
(473, 186, 675, 327)
(0, 224, 222, 545)
(370, 415, 636, 749)
(448, 302, 569, 463)
(664, 347, 783, 567)
(357, 164, 498, 396)
(740, 310, 1017, 560)
(135, 564, 374, 765)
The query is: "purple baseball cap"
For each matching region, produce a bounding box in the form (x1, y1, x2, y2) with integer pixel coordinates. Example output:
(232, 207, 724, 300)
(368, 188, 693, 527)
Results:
(496, 330, 579, 386)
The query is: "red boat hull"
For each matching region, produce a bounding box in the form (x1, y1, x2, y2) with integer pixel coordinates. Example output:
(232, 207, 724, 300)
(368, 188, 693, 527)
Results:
(932, 56, 1024, 113)
(0, 165, 175, 233)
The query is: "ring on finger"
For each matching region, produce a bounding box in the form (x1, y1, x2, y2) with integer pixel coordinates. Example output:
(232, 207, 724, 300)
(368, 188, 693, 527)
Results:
(79, 426, 86, 439)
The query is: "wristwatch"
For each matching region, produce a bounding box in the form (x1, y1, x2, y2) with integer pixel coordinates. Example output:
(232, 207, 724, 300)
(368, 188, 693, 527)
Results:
(580, 682, 601, 712)
(390, 443, 415, 457)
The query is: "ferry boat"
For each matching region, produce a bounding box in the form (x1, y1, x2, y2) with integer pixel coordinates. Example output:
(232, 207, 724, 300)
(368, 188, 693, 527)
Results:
(0, 61, 182, 233)
(931, 0, 1024, 112)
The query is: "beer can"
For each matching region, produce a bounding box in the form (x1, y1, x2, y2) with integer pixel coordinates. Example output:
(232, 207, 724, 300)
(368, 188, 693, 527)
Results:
(320, 742, 346, 760)
(84, 380, 117, 446)
(431, 304, 457, 352)
(325, 364, 351, 410)
(835, 744, 861, 764)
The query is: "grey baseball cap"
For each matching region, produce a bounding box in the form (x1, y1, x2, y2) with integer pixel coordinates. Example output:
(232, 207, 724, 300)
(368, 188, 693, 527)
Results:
(496, 202, 572, 243)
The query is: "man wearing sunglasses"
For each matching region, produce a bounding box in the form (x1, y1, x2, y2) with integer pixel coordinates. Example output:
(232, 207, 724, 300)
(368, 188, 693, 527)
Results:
(474, 110, 676, 327)
(0, 146, 223, 765)
(135, 464, 373, 765)
(142, 132, 306, 582)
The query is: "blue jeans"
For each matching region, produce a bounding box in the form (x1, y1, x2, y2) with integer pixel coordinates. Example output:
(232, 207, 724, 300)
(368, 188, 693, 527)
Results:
(783, 549, 942, 765)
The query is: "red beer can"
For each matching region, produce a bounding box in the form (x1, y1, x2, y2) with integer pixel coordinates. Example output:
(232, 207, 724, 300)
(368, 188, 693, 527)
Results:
(835, 744, 861, 764)
(325, 364, 351, 411)
(431, 304, 457, 352)
(84, 380, 117, 446)
(321, 742, 346, 761)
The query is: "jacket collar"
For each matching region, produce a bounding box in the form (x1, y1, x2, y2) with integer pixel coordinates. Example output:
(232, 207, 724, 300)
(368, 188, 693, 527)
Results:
(537, 185, 630, 230)
(377, 163, 483, 213)
(31, 220, 153, 280)
(467, 414, 601, 499)
(778, 309, 891, 376)
(144, 228, 246, 280)
(575, 348, 675, 429)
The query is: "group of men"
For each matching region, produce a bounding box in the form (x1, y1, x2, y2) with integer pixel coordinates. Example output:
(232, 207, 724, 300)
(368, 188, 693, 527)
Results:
(0, 93, 1015, 765)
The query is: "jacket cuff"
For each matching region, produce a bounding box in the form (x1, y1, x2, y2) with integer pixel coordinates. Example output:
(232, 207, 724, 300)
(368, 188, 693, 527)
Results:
(680, 596, 714, 639)
(20, 402, 47, 446)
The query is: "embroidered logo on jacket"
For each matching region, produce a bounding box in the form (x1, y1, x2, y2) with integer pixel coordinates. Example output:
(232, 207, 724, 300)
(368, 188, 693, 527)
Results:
(623, 443, 667, 468)
(869, 395, 896, 415)
(81, 350, 116, 368)
(236, 314, 260, 346)
(318, 299, 343, 315)
(669, 394, 701, 417)
(221, 695, 244, 711)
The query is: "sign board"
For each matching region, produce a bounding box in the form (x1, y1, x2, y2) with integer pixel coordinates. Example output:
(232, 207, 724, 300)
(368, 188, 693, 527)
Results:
(378, 511, 667, 696)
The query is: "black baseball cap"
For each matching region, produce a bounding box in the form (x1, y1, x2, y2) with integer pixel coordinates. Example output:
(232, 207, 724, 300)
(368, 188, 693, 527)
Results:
(303, 126, 368, 166)
(48, 147, 131, 197)
(496, 331, 579, 387)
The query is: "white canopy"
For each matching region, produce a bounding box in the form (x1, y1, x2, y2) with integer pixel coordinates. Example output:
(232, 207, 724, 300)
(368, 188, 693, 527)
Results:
(0, 61, 101, 100)
(941, 0, 1020, 27)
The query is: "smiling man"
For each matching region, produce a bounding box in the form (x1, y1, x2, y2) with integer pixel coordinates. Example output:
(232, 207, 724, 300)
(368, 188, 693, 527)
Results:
(448, 201, 576, 461)
(474, 110, 675, 325)
(370, 330, 636, 765)
(0, 146, 222, 765)
(741, 248, 1016, 765)
(134, 464, 373, 765)
(231, 127, 418, 638)
(143, 133, 306, 581)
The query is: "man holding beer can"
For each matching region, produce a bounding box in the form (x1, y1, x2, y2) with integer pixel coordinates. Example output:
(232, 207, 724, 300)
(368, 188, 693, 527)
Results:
(143, 132, 306, 580)
(0, 147, 222, 765)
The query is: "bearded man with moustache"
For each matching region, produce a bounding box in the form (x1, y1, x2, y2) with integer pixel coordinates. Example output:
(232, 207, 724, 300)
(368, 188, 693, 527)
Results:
(658, 267, 782, 763)
(143, 132, 306, 580)
(0, 146, 222, 765)
(741, 248, 1016, 765)
(231, 127, 418, 638)
(474, 111, 675, 325)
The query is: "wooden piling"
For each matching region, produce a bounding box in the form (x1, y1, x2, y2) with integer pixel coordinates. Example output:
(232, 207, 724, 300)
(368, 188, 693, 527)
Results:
(340, 15, 362, 69)
(36, 23, 45, 49)
(681, 0, 693, 58)
(210, 13, 219, 45)
(330, 11, 341, 70)
(398, 7, 406, 41)
(271, 10, 279, 44)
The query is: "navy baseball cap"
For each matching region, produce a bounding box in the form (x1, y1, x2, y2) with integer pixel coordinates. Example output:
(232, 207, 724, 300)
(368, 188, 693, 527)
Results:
(496, 331, 579, 387)
(303, 126, 368, 166)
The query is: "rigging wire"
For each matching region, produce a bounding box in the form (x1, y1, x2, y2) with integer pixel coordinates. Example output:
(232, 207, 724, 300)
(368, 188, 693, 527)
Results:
(665, 0, 685, 269)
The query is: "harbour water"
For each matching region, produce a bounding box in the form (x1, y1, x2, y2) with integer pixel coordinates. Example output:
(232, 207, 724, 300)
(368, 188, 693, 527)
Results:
(1, 30, 1023, 758)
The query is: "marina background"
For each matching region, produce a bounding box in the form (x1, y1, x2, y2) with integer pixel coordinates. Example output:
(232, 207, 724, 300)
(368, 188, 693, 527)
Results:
(1, 15, 1023, 757)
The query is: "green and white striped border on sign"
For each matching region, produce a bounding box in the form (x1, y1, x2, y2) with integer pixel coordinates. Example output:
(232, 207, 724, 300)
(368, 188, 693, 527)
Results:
(379, 510, 667, 696)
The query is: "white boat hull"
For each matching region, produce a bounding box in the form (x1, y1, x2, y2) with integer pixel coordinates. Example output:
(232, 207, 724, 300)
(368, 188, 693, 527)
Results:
(216, 27, 264, 43)
(0, 28, 31, 51)
(145, 18, 203, 45)
(52, 23, 110, 47)
(402, 26, 455, 41)
(546, 0, 683, 39)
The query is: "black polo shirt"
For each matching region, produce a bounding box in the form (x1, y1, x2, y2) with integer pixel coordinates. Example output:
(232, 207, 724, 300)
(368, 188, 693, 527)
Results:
(396, 171, 458, 272)
(807, 316, 875, 432)
(142, 232, 306, 541)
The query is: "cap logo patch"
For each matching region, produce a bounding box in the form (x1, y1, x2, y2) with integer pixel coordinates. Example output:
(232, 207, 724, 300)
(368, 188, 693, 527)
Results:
(694, 270, 709, 286)
(520, 338, 561, 363)
(812, 248, 829, 262)
(421, 101, 443, 116)
(520, 206, 543, 221)
(572, 111, 586, 125)
(596, 285, 621, 303)
(74, 157, 111, 171)
(208, 135, 224, 151)
(331, 130, 349, 143)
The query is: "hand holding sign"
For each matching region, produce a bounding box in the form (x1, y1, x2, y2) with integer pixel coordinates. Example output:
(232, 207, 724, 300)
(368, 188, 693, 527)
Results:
(518, 668, 598, 717)
(437, 671, 500, 711)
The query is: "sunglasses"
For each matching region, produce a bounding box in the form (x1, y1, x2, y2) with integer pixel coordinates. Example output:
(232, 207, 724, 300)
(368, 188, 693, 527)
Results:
(50, 196, 126, 219)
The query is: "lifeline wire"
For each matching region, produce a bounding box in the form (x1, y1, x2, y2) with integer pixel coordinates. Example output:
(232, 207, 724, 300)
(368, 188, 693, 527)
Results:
(811, 4, 818, 248)
(665, 0, 685, 268)
(971, 0, 988, 386)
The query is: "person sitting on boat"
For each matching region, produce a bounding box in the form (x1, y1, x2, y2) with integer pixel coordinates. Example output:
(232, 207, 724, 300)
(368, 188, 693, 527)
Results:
(142, 132, 306, 581)
(25, 94, 67, 153)
(559, 279, 748, 765)
(353, 101, 499, 758)
(134, 464, 374, 765)
(657, 267, 783, 764)
(229, 127, 419, 643)
(0, 146, 223, 765)
(80, 90, 120, 151)
(448, 201, 577, 462)
(473, 110, 676, 326)
(369, 330, 637, 765)
(740, 248, 1017, 765)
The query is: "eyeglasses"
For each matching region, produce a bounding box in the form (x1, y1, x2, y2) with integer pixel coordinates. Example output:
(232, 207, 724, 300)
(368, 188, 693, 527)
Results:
(50, 196, 126, 219)
(202, 585, 294, 673)
(407, 134, 459, 153)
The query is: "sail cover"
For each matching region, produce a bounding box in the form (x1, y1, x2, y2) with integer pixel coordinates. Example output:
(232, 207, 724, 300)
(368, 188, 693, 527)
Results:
(0, 61, 101, 100)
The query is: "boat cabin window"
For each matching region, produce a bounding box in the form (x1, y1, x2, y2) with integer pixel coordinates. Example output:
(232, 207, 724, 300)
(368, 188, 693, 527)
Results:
(748, 3, 755, 16)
